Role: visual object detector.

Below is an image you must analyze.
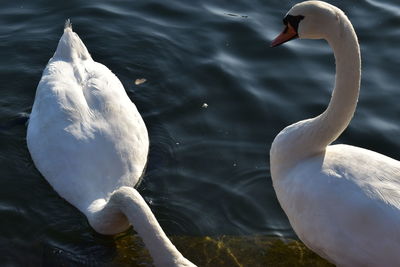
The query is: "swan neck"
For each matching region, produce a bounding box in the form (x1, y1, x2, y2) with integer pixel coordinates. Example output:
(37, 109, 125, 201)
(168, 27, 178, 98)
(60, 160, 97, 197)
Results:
(322, 20, 361, 141)
(88, 187, 192, 267)
(304, 15, 361, 151)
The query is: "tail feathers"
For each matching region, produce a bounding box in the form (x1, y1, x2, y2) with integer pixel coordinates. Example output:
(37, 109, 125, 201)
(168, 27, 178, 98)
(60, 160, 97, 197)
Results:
(64, 19, 72, 31)
(54, 19, 91, 61)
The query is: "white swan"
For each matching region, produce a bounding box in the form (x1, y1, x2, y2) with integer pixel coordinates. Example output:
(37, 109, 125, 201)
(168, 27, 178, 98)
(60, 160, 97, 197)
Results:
(27, 20, 195, 267)
(270, 1, 400, 266)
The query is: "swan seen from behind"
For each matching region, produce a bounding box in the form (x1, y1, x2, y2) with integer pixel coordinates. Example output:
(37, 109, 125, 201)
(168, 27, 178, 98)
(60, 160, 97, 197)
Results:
(270, 1, 400, 266)
(27, 20, 195, 267)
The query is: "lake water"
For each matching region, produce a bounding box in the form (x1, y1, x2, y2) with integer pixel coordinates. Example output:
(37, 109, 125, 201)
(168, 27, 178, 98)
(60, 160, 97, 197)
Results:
(0, 0, 399, 266)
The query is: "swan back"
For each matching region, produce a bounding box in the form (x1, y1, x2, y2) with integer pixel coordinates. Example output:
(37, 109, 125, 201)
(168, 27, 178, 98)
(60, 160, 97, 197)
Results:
(275, 145, 400, 266)
(27, 22, 149, 216)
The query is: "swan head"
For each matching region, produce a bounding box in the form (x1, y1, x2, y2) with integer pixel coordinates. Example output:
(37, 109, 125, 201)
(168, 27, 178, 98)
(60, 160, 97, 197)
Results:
(271, 1, 342, 47)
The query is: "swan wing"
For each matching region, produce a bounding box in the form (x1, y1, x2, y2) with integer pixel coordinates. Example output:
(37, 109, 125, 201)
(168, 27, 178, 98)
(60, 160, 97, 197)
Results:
(275, 144, 400, 266)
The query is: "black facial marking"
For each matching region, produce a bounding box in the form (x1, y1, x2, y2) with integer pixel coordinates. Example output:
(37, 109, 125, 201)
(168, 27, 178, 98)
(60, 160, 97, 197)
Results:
(283, 15, 305, 32)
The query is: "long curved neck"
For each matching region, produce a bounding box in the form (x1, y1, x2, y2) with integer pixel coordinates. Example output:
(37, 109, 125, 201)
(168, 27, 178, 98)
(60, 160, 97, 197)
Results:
(88, 187, 194, 267)
(315, 18, 361, 149)
(271, 14, 361, 177)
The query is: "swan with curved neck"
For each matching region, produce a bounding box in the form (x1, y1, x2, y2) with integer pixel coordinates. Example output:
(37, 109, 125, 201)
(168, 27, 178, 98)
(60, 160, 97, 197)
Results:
(27, 21, 195, 267)
(270, 1, 400, 266)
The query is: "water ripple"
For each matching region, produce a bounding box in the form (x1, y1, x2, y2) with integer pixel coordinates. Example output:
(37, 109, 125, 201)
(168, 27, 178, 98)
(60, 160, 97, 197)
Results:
(0, 0, 398, 264)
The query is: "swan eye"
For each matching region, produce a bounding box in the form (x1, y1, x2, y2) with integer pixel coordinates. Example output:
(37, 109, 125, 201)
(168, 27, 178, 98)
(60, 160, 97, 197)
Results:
(283, 15, 305, 32)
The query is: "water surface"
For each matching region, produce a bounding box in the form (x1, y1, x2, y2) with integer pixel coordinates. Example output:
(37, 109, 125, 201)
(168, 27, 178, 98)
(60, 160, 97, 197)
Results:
(0, 0, 399, 265)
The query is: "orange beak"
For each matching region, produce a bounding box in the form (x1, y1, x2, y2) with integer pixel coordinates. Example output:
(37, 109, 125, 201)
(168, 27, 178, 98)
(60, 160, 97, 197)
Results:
(270, 23, 298, 47)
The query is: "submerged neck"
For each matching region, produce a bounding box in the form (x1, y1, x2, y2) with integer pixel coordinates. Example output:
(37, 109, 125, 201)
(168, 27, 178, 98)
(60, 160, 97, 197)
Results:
(271, 13, 361, 177)
(88, 187, 194, 267)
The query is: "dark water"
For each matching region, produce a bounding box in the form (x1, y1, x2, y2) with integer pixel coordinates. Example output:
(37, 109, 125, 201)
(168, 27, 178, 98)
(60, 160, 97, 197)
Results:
(0, 0, 399, 265)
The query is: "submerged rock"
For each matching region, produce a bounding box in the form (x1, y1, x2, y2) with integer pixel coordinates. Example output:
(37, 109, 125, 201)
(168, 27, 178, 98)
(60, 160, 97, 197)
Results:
(114, 234, 333, 266)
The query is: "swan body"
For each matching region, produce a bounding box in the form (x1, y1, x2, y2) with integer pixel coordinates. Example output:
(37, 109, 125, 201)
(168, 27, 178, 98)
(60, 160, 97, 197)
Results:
(270, 2, 400, 266)
(27, 21, 195, 267)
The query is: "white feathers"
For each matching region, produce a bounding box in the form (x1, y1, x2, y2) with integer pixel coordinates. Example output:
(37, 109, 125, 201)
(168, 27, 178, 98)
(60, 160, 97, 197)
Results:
(27, 23, 194, 267)
(64, 19, 72, 30)
(270, 2, 400, 266)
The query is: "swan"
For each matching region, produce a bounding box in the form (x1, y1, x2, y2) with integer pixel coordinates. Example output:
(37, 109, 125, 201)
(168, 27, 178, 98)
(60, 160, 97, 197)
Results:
(26, 20, 195, 267)
(270, 1, 400, 266)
